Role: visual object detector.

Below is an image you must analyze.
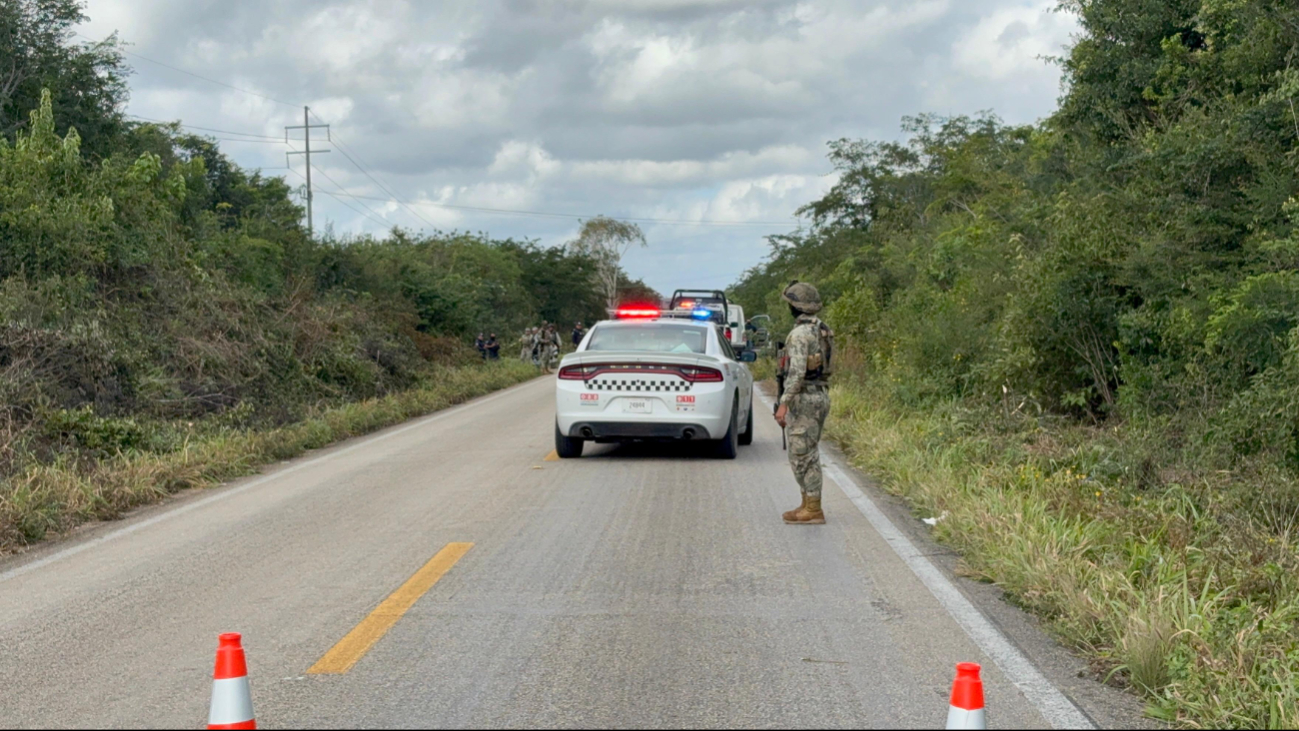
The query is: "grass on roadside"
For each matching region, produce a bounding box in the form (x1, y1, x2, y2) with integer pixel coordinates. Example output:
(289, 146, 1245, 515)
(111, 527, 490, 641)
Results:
(748, 355, 778, 383)
(826, 377, 1299, 729)
(0, 361, 538, 554)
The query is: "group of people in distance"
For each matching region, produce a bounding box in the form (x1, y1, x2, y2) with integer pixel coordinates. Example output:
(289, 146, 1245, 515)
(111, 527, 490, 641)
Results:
(478, 321, 588, 372)
(474, 332, 501, 360)
(516, 321, 587, 374)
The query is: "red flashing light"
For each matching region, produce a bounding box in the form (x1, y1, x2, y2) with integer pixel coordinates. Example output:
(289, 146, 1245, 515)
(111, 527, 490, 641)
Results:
(616, 307, 660, 319)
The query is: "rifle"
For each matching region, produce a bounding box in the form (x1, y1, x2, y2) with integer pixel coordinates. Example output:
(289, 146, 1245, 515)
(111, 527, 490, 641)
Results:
(775, 372, 787, 451)
(774, 341, 789, 450)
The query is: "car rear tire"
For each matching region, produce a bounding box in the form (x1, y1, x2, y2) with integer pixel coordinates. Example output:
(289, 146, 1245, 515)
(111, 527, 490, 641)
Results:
(738, 393, 754, 446)
(555, 421, 584, 458)
(715, 395, 739, 459)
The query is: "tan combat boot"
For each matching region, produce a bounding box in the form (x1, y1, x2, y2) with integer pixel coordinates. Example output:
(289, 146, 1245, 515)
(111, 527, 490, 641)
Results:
(781, 494, 807, 523)
(783, 496, 825, 525)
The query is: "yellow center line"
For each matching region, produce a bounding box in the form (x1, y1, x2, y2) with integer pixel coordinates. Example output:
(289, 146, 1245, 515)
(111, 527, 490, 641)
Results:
(307, 542, 473, 675)
(543, 450, 559, 461)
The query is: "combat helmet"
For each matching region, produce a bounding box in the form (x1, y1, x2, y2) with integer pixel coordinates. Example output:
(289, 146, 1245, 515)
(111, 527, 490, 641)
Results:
(781, 280, 822, 314)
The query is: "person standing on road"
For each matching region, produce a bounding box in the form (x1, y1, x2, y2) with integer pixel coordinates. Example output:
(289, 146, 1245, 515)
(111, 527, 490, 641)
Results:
(520, 328, 533, 362)
(540, 324, 561, 374)
(773, 281, 833, 525)
(571, 321, 585, 349)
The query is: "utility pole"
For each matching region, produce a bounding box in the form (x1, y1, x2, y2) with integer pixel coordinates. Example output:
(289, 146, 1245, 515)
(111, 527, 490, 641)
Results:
(286, 106, 330, 236)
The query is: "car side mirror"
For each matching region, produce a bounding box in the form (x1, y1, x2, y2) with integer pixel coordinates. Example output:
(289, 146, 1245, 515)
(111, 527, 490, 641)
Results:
(740, 351, 757, 363)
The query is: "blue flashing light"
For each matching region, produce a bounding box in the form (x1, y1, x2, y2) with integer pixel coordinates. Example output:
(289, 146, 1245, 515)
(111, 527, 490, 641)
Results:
(691, 308, 712, 320)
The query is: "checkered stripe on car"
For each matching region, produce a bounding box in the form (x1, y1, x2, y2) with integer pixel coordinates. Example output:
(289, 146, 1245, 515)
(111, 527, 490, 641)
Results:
(586, 378, 692, 392)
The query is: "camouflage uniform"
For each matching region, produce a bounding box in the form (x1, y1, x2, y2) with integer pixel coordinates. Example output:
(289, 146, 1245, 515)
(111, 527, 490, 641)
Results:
(780, 313, 831, 501)
(520, 330, 533, 362)
(540, 328, 561, 373)
(530, 328, 543, 366)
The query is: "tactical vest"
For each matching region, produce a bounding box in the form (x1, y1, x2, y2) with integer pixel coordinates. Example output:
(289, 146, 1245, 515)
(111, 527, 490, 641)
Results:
(804, 321, 834, 381)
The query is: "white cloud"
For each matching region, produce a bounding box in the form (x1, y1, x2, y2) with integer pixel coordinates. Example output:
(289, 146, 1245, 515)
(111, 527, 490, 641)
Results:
(277, 2, 411, 73)
(952, 1, 1075, 81)
(569, 145, 815, 187)
(79, 0, 1077, 292)
(488, 140, 560, 179)
(411, 69, 516, 131)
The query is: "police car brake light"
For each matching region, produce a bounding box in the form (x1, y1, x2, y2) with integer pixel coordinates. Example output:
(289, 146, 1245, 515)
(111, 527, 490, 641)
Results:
(558, 365, 598, 380)
(679, 366, 723, 382)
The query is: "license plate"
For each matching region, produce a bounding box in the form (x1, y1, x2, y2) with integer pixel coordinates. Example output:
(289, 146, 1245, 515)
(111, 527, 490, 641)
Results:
(622, 399, 651, 414)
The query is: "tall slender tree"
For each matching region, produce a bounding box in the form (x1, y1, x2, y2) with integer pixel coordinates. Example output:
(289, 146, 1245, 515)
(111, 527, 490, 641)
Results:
(567, 216, 647, 311)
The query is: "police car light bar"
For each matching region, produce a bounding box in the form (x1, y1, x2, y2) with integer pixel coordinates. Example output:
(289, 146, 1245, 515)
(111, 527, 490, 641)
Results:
(615, 307, 660, 318)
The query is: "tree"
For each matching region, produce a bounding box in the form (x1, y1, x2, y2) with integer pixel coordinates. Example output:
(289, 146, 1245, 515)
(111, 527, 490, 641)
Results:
(567, 216, 647, 310)
(616, 274, 661, 308)
(0, 0, 128, 160)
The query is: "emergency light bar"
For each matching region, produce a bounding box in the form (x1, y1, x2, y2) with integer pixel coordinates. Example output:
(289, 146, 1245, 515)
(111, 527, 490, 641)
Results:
(611, 305, 726, 322)
(614, 307, 660, 318)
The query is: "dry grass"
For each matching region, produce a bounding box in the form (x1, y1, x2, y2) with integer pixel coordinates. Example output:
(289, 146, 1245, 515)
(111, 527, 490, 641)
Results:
(0, 361, 537, 553)
(826, 379, 1299, 729)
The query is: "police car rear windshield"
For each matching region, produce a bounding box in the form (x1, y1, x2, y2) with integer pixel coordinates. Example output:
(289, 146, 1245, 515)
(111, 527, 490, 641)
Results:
(586, 323, 708, 354)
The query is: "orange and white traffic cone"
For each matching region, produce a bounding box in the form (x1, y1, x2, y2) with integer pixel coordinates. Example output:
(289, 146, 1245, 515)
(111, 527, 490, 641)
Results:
(946, 662, 986, 730)
(207, 633, 256, 730)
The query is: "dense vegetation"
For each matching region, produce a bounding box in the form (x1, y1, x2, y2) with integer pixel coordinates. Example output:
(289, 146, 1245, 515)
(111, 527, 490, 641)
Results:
(733, 1, 1299, 726)
(0, 1, 648, 548)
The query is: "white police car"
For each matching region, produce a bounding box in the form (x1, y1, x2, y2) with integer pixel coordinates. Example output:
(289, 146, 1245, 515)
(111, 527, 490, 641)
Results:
(554, 306, 756, 459)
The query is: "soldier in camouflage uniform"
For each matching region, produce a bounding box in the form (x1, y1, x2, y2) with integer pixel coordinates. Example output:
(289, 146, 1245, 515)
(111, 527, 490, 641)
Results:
(520, 328, 534, 362)
(540, 324, 561, 374)
(774, 281, 833, 525)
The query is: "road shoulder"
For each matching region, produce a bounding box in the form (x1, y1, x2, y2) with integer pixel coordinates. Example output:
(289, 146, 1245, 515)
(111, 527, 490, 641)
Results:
(0, 375, 545, 581)
(759, 380, 1160, 730)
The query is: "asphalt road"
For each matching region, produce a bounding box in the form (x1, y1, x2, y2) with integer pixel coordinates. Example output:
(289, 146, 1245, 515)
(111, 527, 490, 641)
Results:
(1, 376, 1123, 729)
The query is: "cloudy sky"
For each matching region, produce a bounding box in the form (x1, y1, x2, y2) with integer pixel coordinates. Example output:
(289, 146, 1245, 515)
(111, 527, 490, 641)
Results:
(77, 0, 1077, 294)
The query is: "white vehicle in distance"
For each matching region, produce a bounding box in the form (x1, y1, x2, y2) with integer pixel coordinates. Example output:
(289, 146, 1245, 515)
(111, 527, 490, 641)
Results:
(554, 306, 756, 459)
(727, 303, 746, 350)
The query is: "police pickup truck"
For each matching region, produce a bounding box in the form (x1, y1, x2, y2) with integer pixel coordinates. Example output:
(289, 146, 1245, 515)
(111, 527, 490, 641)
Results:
(667, 290, 747, 353)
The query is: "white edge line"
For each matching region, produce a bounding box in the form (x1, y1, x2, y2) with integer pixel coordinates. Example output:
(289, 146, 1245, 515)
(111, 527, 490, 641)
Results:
(0, 377, 544, 585)
(757, 391, 1094, 730)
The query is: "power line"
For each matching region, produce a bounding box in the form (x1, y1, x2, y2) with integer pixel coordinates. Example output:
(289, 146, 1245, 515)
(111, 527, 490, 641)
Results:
(306, 113, 440, 230)
(306, 164, 394, 229)
(317, 188, 392, 230)
(303, 187, 798, 227)
(304, 108, 800, 229)
(331, 143, 441, 230)
(139, 107, 798, 227)
(287, 167, 389, 229)
(127, 114, 283, 140)
(77, 33, 299, 108)
(91, 34, 801, 231)
(210, 138, 288, 144)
